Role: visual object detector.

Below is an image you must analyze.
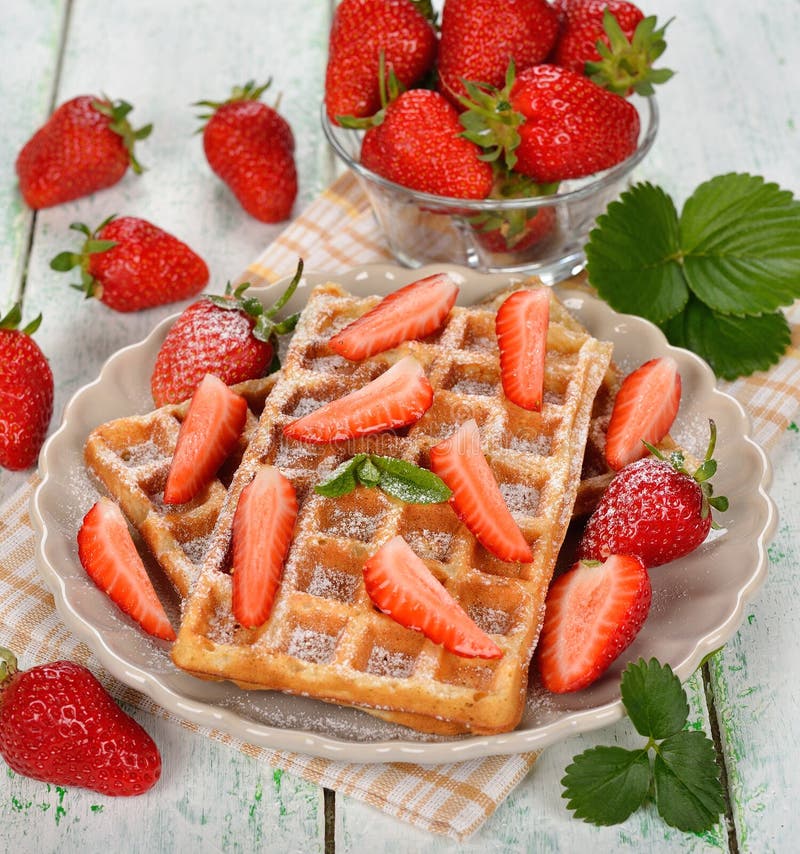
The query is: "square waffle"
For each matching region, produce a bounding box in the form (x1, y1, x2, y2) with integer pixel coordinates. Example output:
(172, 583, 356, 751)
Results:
(169, 280, 613, 734)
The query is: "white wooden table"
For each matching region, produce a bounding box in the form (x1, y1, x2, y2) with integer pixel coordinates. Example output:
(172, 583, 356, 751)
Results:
(1, 2, 798, 850)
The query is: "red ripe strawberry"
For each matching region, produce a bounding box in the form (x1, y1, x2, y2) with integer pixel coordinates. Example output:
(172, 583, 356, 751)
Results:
(428, 419, 533, 563)
(553, 1, 673, 96)
(578, 421, 729, 567)
(0, 645, 161, 795)
(197, 80, 297, 223)
(605, 356, 681, 471)
(496, 288, 550, 411)
(284, 355, 433, 443)
(325, 0, 438, 124)
(150, 261, 302, 407)
(437, 0, 559, 107)
(360, 89, 494, 199)
(15, 96, 151, 209)
(50, 215, 209, 313)
(77, 498, 176, 640)
(163, 374, 249, 505)
(329, 273, 459, 360)
(0, 306, 54, 471)
(232, 466, 298, 628)
(537, 554, 651, 693)
(363, 535, 503, 658)
(473, 206, 556, 253)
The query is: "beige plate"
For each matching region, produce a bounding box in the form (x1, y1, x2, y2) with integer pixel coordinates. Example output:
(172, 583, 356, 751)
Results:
(31, 263, 777, 763)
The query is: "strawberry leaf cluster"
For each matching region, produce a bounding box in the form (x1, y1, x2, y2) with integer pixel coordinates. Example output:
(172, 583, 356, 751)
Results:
(562, 658, 725, 832)
(586, 173, 800, 379)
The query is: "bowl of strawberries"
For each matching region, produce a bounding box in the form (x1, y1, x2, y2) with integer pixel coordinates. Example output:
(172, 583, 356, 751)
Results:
(322, 0, 669, 283)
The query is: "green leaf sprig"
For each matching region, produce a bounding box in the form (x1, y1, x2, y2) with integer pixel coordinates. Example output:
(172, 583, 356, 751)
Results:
(315, 454, 451, 505)
(561, 658, 726, 833)
(585, 173, 800, 380)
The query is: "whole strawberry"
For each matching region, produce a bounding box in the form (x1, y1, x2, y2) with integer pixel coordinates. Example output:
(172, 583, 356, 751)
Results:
(0, 646, 161, 796)
(577, 421, 729, 567)
(15, 96, 151, 209)
(325, 0, 438, 124)
(437, 0, 558, 107)
(150, 260, 303, 406)
(197, 80, 297, 223)
(360, 88, 494, 198)
(50, 215, 209, 313)
(0, 306, 54, 471)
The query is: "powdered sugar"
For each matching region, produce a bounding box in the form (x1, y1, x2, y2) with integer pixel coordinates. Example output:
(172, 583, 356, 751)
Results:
(366, 646, 416, 679)
(306, 564, 360, 603)
(499, 482, 540, 517)
(287, 626, 338, 664)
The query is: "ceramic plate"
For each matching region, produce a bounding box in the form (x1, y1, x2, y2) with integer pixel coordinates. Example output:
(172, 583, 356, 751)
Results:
(31, 263, 777, 763)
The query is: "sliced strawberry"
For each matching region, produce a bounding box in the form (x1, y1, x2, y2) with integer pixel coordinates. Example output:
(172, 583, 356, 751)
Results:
(283, 355, 433, 444)
(363, 535, 503, 659)
(231, 465, 298, 628)
(537, 554, 651, 694)
(605, 356, 681, 471)
(163, 373, 248, 505)
(77, 498, 176, 641)
(428, 419, 534, 563)
(495, 288, 550, 411)
(328, 273, 459, 361)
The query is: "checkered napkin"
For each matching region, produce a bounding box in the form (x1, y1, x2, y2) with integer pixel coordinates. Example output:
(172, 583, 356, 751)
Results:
(2, 171, 799, 840)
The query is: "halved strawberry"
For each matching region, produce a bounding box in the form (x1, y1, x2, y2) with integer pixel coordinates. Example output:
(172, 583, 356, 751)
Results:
(363, 535, 503, 659)
(537, 554, 651, 694)
(428, 419, 533, 563)
(605, 356, 681, 471)
(163, 373, 248, 504)
(77, 498, 176, 641)
(231, 465, 298, 628)
(328, 273, 459, 361)
(283, 355, 433, 444)
(495, 288, 550, 411)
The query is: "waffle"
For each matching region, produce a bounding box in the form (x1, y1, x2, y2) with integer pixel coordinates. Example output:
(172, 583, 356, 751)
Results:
(84, 375, 278, 598)
(169, 280, 613, 734)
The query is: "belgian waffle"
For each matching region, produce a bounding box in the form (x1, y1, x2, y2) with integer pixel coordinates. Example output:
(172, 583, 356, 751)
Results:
(170, 280, 613, 734)
(84, 376, 278, 598)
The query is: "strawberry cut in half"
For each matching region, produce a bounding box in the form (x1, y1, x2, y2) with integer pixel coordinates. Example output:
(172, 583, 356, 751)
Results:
(605, 356, 681, 471)
(537, 554, 651, 694)
(428, 419, 534, 563)
(77, 498, 176, 641)
(363, 535, 503, 659)
(328, 273, 459, 361)
(231, 465, 298, 628)
(283, 355, 433, 444)
(163, 373, 248, 505)
(495, 288, 550, 411)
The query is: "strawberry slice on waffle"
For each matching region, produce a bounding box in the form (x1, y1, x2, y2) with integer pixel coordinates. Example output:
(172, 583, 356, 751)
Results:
(496, 287, 550, 411)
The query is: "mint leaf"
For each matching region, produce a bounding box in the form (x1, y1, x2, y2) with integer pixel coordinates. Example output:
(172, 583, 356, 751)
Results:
(561, 746, 651, 826)
(370, 455, 452, 504)
(661, 296, 791, 380)
(356, 457, 382, 487)
(653, 731, 726, 833)
(620, 658, 687, 740)
(315, 455, 366, 497)
(680, 174, 800, 315)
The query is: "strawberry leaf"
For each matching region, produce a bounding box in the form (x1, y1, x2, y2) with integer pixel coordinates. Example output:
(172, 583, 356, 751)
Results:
(620, 658, 687, 740)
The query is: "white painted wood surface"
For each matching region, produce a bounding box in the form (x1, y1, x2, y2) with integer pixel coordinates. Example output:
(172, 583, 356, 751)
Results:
(1, 1, 798, 850)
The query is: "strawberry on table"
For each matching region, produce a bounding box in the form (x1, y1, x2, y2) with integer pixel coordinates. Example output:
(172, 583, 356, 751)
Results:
(537, 553, 651, 693)
(50, 215, 209, 313)
(363, 535, 503, 659)
(77, 497, 176, 641)
(325, 0, 438, 124)
(605, 355, 681, 471)
(15, 95, 151, 209)
(231, 465, 298, 628)
(0, 305, 54, 471)
(284, 355, 433, 443)
(197, 80, 297, 223)
(578, 421, 729, 567)
(328, 273, 459, 360)
(163, 374, 249, 505)
(429, 418, 534, 563)
(495, 287, 550, 411)
(0, 645, 162, 795)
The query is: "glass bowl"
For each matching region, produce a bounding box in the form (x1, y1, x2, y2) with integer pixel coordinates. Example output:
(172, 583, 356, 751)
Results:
(321, 96, 658, 284)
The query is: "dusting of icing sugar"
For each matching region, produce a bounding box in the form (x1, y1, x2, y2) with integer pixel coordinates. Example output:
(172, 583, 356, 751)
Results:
(207, 605, 236, 645)
(506, 432, 552, 455)
(449, 379, 498, 396)
(465, 335, 495, 352)
(308, 355, 351, 374)
(404, 528, 454, 562)
(499, 482, 540, 517)
(469, 604, 512, 636)
(324, 507, 383, 542)
(120, 440, 164, 467)
(182, 535, 213, 565)
(366, 646, 415, 679)
(287, 626, 337, 664)
(306, 564, 360, 603)
(290, 396, 325, 418)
